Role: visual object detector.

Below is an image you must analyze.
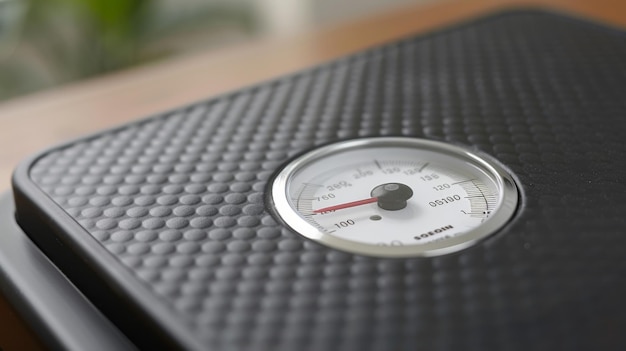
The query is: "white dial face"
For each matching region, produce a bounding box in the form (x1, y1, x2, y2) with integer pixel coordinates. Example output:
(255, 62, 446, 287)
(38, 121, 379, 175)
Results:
(270, 137, 519, 258)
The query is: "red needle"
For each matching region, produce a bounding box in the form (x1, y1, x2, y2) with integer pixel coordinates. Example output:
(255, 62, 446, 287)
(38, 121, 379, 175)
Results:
(313, 197, 378, 214)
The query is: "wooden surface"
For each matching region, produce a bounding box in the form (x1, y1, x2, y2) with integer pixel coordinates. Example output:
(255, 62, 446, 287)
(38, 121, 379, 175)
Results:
(0, 0, 625, 349)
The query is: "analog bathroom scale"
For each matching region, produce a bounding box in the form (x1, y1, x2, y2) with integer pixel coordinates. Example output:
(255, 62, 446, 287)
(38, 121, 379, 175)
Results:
(2, 9, 626, 351)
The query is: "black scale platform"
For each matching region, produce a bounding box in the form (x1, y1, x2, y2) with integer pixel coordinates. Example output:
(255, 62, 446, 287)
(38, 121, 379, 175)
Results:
(7, 9, 626, 351)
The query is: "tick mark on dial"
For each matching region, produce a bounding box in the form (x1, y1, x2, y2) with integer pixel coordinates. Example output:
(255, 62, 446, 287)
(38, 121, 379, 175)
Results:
(374, 159, 383, 171)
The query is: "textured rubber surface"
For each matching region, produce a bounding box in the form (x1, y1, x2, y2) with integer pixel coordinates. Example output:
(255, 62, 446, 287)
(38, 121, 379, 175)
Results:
(13, 10, 626, 351)
(0, 193, 137, 351)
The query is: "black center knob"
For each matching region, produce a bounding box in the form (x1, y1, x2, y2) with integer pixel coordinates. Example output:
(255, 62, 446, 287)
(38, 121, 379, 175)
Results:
(370, 183, 413, 211)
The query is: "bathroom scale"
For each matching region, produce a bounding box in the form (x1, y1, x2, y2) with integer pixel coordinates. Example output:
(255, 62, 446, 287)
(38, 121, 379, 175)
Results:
(4, 9, 626, 351)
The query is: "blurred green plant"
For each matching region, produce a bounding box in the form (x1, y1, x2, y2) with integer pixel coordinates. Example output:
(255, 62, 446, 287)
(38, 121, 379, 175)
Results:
(0, 0, 257, 101)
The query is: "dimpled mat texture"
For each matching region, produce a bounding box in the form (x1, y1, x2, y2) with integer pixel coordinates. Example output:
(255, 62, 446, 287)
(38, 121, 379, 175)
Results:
(19, 10, 626, 351)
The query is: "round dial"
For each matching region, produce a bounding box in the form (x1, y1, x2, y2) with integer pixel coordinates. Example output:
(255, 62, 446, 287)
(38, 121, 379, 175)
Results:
(270, 137, 519, 257)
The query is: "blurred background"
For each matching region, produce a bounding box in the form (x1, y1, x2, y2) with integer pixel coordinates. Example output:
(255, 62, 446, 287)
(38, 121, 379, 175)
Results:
(0, 0, 433, 102)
